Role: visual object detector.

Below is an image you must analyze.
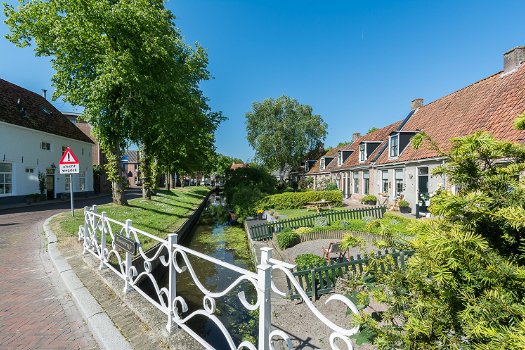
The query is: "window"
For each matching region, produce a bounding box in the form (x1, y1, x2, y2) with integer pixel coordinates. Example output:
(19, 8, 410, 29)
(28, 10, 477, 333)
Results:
(359, 144, 366, 162)
(395, 169, 404, 197)
(390, 135, 399, 157)
(65, 175, 71, 191)
(320, 158, 325, 170)
(353, 171, 359, 193)
(0, 163, 13, 195)
(25, 168, 34, 173)
(338, 152, 343, 166)
(418, 167, 429, 201)
(363, 171, 370, 194)
(41, 142, 51, 151)
(62, 146, 67, 153)
(382, 170, 389, 194)
(79, 171, 86, 191)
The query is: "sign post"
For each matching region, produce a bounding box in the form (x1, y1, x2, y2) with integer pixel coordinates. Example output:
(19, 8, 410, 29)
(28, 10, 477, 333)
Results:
(59, 147, 80, 216)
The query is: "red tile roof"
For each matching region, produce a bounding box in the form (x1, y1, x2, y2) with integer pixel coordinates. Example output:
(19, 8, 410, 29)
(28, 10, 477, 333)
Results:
(0, 79, 93, 144)
(307, 145, 344, 175)
(376, 63, 525, 164)
(337, 121, 402, 170)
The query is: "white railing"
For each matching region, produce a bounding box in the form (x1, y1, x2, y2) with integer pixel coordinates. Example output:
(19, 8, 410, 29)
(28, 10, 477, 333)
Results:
(78, 206, 360, 350)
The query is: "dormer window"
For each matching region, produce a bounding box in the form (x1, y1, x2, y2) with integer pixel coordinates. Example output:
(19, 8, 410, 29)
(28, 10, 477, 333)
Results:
(320, 158, 325, 170)
(359, 144, 366, 162)
(338, 152, 343, 166)
(390, 135, 399, 158)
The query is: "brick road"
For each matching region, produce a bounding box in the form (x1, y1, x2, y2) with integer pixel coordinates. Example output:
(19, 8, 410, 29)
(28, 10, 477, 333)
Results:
(0, 193, 139, 350)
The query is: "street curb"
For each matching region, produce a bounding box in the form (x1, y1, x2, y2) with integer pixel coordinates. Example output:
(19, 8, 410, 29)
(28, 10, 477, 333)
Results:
(43, 214, 133, 350)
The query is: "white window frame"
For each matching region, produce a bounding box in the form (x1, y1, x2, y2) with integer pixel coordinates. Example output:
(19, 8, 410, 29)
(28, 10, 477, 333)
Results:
(353, 171, 359, 194)
(41, 141, 51, 151)
(363, 170, 370, 194)
(394, 169, 404, 198)
(79, 171, 86, 191)
(389, 135, 399, 158)
(359, 144, 366, 162)
(320, 158, 325, 170)
(338, 152, 343, 166)
(0, 162, 13, 195)
(381, 170, 389, 194)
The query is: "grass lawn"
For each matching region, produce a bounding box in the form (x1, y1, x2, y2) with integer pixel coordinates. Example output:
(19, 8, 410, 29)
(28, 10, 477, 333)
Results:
(50, 186, 210, 251)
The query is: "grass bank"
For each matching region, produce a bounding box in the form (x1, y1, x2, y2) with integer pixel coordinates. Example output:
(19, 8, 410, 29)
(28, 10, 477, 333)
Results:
(51, 186, 209, 251)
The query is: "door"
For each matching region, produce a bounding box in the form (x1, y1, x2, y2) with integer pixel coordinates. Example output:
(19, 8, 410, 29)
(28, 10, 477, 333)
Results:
(417, 167, 429, 210)
(46, 173, 55, 200)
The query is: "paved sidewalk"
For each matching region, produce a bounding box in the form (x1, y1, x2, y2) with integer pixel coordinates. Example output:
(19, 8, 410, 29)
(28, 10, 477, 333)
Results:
(0, 214, 98, 350)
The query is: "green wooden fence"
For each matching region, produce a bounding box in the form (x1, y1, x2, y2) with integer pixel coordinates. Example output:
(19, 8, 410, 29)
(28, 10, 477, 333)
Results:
(287, 250, 414, 300)
(249, 206, 387, 241)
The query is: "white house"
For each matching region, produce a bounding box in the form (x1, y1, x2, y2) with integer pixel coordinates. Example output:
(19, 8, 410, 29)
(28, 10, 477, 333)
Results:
(0, 78, 94, 205)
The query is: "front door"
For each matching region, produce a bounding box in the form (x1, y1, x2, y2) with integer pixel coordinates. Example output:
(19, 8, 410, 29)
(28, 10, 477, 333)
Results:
(46, 173, 55, 200)
(417, 167, 429, 210)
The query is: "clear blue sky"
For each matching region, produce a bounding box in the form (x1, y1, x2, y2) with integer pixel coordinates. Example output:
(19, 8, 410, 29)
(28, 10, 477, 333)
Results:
(1, 0, 524, 161)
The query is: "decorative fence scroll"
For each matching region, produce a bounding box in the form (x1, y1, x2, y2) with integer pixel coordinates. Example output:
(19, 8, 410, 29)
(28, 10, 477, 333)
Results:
(78, 206, 362, 350)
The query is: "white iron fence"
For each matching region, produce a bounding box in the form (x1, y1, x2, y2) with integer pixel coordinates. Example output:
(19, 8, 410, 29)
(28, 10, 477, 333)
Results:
(78, 205, 360, 350)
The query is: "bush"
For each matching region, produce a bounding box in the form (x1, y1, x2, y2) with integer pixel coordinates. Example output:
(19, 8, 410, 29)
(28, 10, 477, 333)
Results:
(293, 227, 312, 235)
(257, 190, 343, 209)
(295, 253, 325, 269)
(398, 199, 410, 208)
(276, 229, 299, 249)
(361, 195, 377, 205)
(325, 182, 338, 191)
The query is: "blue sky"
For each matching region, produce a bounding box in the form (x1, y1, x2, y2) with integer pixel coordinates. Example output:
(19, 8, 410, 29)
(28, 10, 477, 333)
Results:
(1, 0, 525, 161)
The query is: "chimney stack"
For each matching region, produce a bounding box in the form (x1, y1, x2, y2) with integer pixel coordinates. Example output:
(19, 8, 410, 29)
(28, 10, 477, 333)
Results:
(411, 98, 424, 110)
(42, 89, 47, 100)
(503, 46, 525, 74)
(351, 132, 361, 142)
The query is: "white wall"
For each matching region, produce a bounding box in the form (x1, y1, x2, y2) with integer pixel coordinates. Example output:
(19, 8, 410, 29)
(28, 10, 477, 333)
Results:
(0, 121, 93, 199)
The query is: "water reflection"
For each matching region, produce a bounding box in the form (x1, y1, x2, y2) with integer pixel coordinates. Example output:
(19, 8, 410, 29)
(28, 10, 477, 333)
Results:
(157, 200, 258, 348)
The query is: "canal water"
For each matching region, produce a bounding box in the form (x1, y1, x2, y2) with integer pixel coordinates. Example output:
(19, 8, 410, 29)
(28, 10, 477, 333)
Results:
(156, 198, 258, 348)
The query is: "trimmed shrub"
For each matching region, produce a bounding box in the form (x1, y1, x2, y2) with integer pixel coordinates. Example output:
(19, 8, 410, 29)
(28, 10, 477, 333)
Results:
(293, 227, 312, 235)
(295, 253, 325, 269)
(361, 195, 378, 205)
(257, 190, 343, 210)
(276, 229, 299, 249)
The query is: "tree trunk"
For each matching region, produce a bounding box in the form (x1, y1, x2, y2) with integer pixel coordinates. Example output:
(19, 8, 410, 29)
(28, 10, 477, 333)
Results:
(107, 143, 128, 205)
(141, 145, 153, 200)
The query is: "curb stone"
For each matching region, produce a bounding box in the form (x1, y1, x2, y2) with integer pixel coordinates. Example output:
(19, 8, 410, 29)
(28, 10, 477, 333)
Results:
(43, 214, 133, 350)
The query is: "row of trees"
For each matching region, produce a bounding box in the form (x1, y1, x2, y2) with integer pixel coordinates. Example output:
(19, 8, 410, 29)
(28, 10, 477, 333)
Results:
(4, 0, 223, 204)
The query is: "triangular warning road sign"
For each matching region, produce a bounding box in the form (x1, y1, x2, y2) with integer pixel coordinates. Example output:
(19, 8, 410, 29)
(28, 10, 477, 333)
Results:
(59, 147, 80, 165)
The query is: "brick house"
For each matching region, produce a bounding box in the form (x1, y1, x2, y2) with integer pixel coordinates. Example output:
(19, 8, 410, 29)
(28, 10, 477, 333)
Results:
(307, 46, 525, 212)
(63, 112, 111, 194)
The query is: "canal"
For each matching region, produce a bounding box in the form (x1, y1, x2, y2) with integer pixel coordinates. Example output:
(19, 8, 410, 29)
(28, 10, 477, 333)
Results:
(156, 198, 258, 348)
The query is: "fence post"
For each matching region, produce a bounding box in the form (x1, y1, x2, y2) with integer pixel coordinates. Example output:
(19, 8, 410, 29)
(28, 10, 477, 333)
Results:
(99, 211, 107, 270)
(81, 206, 89, 254)
(124, 219, 132, 293)
(166, 233, 178, 333)
(258, 247, 272, 350)
(310, 269, 316, 301)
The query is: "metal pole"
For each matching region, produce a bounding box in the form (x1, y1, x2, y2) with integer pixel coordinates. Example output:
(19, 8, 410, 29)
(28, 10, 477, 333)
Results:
(124, 219, 132, 293)
(258, 247, 272, 350)
(166, 233, 178, 333)
(70, 174, 74, 216)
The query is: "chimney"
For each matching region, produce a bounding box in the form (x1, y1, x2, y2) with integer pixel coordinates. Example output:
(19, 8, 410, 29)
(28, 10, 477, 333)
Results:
(351, 132, 361, 142)
(411, 98, 424, 110)
(503, 46, 525, 74)
(41, 89, 47, 100)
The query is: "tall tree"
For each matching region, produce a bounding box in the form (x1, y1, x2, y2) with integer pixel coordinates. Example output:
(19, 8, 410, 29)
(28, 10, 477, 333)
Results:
(245, 96, 327, 180)
(4, 0, 218, 204)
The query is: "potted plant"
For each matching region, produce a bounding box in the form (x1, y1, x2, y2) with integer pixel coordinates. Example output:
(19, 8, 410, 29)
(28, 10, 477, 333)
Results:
(256, 209, 265, 220)
(398, 199, 411, 213)
(361, 195, 377, 205)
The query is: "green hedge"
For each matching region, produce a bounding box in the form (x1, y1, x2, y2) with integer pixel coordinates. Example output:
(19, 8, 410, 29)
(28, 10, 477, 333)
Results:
(276, 229, 300, 249)
(258, 190, 343, 209)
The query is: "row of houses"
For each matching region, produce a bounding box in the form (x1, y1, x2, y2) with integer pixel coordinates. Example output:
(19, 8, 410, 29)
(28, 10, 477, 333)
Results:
(307, 46, 525, 212)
